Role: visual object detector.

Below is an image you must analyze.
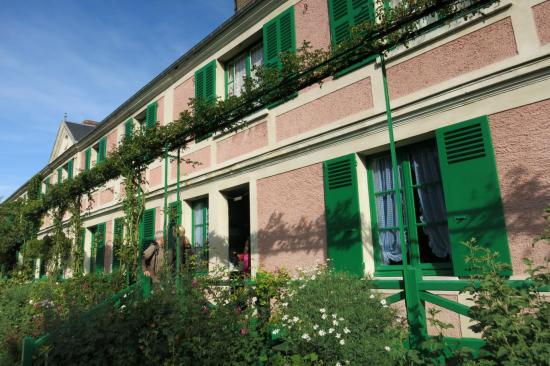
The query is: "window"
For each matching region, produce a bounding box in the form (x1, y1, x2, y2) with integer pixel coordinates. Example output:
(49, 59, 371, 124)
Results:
(191, 199, 209, 272)
(135, 102, 158, 131)
(225, 43, 263, 98)
(367, 141, 452, 275)
(194, 61, 217, 141)
(56, 159, 74, 184)
(328, 0, 375, 46)
(125, 118, 134, 140)
(113, 218, 124, 272)
(90, 223, 106, 273)
(85, 148, 92, 171)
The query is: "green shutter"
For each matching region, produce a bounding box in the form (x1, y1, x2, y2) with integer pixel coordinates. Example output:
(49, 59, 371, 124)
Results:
(45, 179, 51, 194)
(263, 7, 296, 70)
(140, 208, 156, 252)
(323, 154, 364, 275)
(113, 218, 124, 271)
(85, 148, 92, 171)
(95, 223, 106, 273)
(145, 102, 158, 129)
(97, 137, 107, 163)
(195, 60, 217, 104)
(125, 118, 134, 139)
(436, 116, 511, 276)
(328, 0, 374, 45)
(67, 159, 74, 179)
(57, 168, 63, 185)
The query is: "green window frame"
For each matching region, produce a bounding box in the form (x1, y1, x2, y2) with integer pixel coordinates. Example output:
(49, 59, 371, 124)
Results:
(139, 208, 156, 254)
(366, 141, 453, 277)
(67, 159, 74, 180)
(57, 168, 63, 185)
(194, 60, 217, 142)
(90, 223, 106, 273)
(44, 178, 51, 194)
(225, 42, 263, 99)
(145, 102, 158, 129)
(191, 199, 209, 272)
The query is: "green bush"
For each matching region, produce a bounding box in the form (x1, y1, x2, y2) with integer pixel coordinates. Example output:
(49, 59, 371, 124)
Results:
(0, 273, 126, 365)
(267, 265, 403, 365)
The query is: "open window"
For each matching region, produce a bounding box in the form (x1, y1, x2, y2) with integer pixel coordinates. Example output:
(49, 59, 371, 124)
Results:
(223, 185, 250, 274)
(225, 42, 263, 98)
(190, 198, 209, 273)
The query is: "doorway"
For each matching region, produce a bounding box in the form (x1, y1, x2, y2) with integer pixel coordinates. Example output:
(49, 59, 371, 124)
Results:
(224, 185, 250, 273)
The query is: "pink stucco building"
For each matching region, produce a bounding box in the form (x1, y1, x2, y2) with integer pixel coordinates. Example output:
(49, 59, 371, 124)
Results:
(9, 0, 550, 336)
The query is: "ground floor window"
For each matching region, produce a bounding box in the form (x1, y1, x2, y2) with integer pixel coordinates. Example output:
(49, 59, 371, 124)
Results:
(191, 199, 209, 272)
(367, 140, 452, 274)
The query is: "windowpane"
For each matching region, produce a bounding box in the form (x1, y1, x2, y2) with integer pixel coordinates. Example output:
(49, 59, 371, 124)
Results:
(250, 43, 263, 80)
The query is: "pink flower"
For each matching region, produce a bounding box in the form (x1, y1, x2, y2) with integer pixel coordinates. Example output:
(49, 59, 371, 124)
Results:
(201, 305, 209, 313)
(191, 279, 198, 287)
(240, 328, 248, 336)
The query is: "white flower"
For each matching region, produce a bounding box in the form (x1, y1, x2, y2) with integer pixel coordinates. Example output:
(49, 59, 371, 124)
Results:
(120, 305, 126, 310)
(369, 294, 375, 299)
(333, 320, 339, 326)
(328, 328, 335, 334)
(272, 329, 280, 335)
(318, 330, 326, 336)
(339, 339, 345, 345)
(320, 308, 326, 313)
(311, 275, 316, 280)
(301, 333, 311, 341)
(344, 327, 351, 334)
(281, 302, 288, 307)
(336, 333, 341, 339)
(313, 324, 319, 330)
(339, 317, 344, 321)
(224, 299, 229, 305)
(332, 313, 337, 319)
(292, 316, 299, 323)
(282, 315, 289, 321)
(321, 314, 327, 320)
(335, 363, 341, 366)
(29, 300, 33, 305)
(384, 346, 391, 352)
(380, 299, 387, 306)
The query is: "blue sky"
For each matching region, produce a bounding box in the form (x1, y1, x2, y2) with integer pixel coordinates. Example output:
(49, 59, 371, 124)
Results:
(0, 0, 234, 201)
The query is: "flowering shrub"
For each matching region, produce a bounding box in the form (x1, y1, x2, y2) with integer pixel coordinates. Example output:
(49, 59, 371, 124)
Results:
(268, 265, 403, 365)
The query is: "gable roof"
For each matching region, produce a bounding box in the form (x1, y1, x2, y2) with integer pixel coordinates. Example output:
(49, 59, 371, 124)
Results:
(65, 121, 96, 142)
(49, 120, 98, 163)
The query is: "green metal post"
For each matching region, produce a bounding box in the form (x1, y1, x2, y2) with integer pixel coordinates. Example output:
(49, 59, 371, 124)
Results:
(163, 145, 168, 246)
(142, 275, 152, 299)
(21, 336, 36, 366)
(176, 148, 181, 286)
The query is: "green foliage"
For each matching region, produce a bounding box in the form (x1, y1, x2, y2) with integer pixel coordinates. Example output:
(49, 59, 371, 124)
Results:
(0, 273, 126, 365)
(268, 265, 403, 365)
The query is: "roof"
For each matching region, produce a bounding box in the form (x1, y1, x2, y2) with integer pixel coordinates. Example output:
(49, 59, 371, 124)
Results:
(65, 121, 96, 142)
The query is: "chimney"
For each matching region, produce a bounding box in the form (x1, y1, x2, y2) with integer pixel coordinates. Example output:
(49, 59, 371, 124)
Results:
(234, 0, 254, 12)
(81, 120, 99, 127)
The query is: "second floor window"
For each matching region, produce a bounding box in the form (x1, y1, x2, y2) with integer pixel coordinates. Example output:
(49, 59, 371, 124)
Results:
(226, 43, 263, 98)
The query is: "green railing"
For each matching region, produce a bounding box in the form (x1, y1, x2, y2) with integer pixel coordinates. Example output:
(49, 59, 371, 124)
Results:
(21, 276, 152, 366)
(373, 266, 550, 353)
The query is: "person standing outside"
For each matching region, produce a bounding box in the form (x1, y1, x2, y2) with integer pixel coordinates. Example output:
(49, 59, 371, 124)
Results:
(142, 231, 169, 283)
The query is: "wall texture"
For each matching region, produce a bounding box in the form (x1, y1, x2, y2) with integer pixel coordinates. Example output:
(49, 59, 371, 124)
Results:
(489, 98, 550, 274)
(533, 0, 550, 45)
(276, 77, 373, 142)
(295, 0, 331, 50)
(170, 146, 211, 179)
(257, 163, 327, 273)
(217, 121, 268, 163)
(387, 17, 518, 99)
(173, 78, 194, 121)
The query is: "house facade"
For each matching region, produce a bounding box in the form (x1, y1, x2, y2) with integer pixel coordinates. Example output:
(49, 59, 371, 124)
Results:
(9, 0, 550, 336)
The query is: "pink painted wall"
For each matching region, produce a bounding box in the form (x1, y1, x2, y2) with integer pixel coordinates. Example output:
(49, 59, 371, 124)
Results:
(88, 192, 99, 210)
(387, 17, 518, 100)
(104, 220, 113, 273)
(295, 0, 331, 50)
(257, 163, 327, 274)
(106, 130, 118, 156)
(533, 0, 550, 45)
(217, 121, 268, 163)
(79, 151, 86, 171)
(155, 206, 163, 235)
(148, 166, 163, 188)
(170, 146, 211, 179)
(173, 77, 194, 121)
(99, 188, 114, 206)
(489, 99, 550, 274)
(276, 77, 373, 142)
(157, 96, 165, 125)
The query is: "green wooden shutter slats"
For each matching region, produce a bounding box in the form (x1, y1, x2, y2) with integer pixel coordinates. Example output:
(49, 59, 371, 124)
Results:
(125, 118, 134, 139)
(195, 60, 217, 104)
(328, 0, 374, 45)
(97, 137, 107, 163)
(323, 154, 364, 275)
(57, 168, 63, 185)
(263, 7, 296, 70)
(145, 102, 158, 129)
(113, 218, 124, 271)
(140, 208, 156, 252)
(167, 201, 182, 251)
(85, 148, 92, 171)
(436, 116, 511, 276)
(67, 159, 74, 180)
(95, 223, 106, 273)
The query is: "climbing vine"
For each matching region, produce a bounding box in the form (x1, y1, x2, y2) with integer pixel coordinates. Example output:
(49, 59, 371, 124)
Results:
(0, 0, 500, 278)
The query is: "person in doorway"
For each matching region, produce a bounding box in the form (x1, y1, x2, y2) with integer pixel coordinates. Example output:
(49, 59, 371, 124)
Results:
(237, 239, 250, 274)
(142, 231, 170, 283)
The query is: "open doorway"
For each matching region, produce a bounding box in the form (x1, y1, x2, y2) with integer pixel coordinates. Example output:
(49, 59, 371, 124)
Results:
(223, 185, 250, 274)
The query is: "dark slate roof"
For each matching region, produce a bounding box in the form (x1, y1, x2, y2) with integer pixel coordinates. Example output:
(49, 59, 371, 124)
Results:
(65, 121, 96, 142)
